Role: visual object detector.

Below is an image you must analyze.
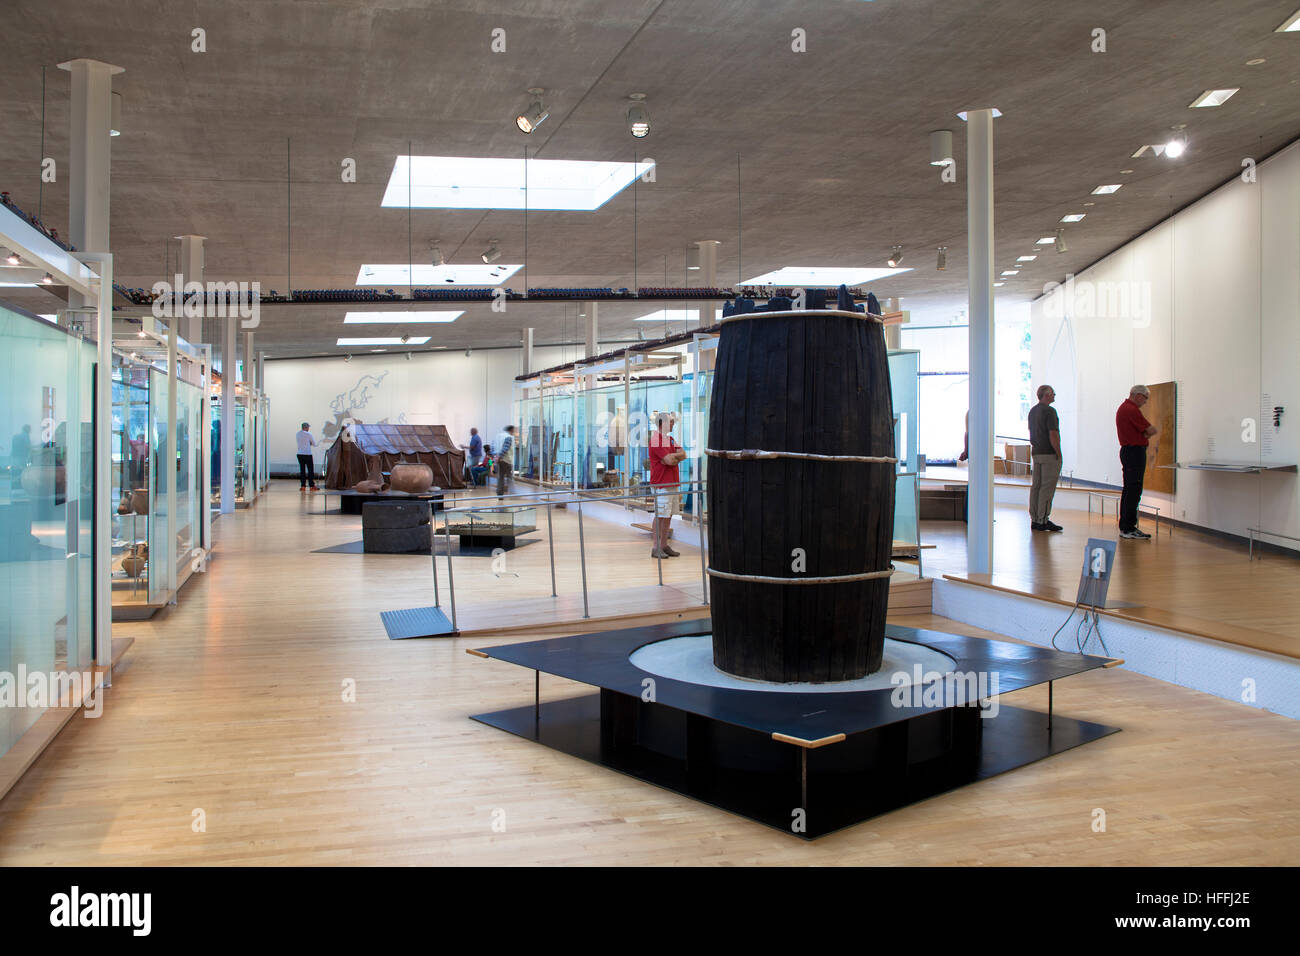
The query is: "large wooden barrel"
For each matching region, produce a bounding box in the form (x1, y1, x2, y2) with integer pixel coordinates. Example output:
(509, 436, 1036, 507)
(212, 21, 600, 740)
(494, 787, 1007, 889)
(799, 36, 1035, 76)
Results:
(706, 309, 895, 682)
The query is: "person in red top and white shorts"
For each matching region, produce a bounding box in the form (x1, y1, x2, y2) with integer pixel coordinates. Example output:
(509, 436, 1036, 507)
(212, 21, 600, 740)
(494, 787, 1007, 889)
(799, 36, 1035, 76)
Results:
(1115, 384, 1160, 539)
(648, 412, 686, 559)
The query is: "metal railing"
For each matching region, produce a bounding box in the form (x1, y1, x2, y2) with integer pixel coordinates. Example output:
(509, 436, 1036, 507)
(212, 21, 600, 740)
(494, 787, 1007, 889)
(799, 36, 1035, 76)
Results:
(428, 480, 709, 630)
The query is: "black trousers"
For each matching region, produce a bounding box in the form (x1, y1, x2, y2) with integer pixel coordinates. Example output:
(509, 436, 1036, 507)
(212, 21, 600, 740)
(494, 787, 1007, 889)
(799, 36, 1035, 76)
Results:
(297, 453, 317, 487)
(1118, 444, 1146, 531)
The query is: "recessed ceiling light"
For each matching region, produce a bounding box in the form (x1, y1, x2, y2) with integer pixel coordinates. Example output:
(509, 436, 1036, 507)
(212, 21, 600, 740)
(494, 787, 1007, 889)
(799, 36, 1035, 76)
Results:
(627, 93, 650, 139)
(337, 337, 430, 346)
(740, 266, 911, 285)
(1036, 236, 1057, 245)
(956, 108, 1003, 120)
(1120, 169, 1134, 174)
(634, 309, 700, 322)
(1060, 214, 1086, 223)
(1017, 255, 1037, 262)
(355, 264, 521, 286)
(1163, 138, 1187, 159)
(1083, 201, 1096, 207)
(382, 155, 655, 211)
(1189, 88, 1239, 108)
(1001, 270, 1020, 277)
(1275, 9, 1300, 31)
(1091, 184, 1122, 194)
(994, 282, 1005, 287)
(344, 311, 463, 323)
(1246, 57, 1267, 65)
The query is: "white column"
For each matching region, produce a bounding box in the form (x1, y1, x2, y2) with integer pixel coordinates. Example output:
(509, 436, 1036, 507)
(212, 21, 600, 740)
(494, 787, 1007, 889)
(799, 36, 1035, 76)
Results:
(883, 296, 902, 349)
(79, 252, 115, 676)
(221, 311, 235, 514)
(176, 234, 205, 347)
(696, 240, 721, 326)
(520, 327, 534, 376)
(966, 109, 996, 575)
(58, 59, 123, 310)
(200, 344, 212, 558)
(582, 302, 599, 357)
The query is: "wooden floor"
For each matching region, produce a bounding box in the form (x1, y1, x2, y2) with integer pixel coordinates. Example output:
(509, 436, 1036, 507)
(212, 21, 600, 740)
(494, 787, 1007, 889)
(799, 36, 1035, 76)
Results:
(913, 504, 1300, 657)
(0, 481, 1297, 865)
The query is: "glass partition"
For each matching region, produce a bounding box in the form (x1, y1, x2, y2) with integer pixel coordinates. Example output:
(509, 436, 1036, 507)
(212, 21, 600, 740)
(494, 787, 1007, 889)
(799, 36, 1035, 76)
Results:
(147, 366, 171, 604)
(111, 356, 151, 603)
(540, 386, 575, 486)
(516, 392, 541, 478)
(0, 302, 96, 761)
(888, 349, 920, 473)
(576, 381, 627, 490)
(175, 378, 202, 573)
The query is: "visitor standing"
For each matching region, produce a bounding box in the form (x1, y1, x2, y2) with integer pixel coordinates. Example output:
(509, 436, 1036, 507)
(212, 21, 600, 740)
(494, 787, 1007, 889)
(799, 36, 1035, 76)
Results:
(1116, 385, 1159, 539)
(1027, 385, 1063, 532)
(464, 427, 483, 482)
(295, 422, 319, 491)
(494, 425, 516, 499)
(648, 412, 685, 559)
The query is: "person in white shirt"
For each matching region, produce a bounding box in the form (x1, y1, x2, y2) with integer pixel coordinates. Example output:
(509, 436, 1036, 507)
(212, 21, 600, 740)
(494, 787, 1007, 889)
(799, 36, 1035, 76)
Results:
(494, 425, 516, 499)
(295, 422, 319, 491)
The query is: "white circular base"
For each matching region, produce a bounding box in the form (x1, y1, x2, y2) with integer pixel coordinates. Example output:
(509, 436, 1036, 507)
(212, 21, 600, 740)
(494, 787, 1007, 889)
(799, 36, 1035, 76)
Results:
(629, 636, 956, 693)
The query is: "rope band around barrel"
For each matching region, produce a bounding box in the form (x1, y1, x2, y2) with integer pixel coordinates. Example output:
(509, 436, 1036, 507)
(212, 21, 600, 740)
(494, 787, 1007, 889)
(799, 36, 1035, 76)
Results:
(718, 309, 885, 325)
(706, 447, 897, 464)
(706, 567, 894, 585)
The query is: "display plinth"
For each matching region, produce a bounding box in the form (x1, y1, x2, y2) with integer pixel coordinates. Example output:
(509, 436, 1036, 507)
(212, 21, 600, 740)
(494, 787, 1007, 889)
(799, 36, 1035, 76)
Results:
(469, 620, 1121, 839)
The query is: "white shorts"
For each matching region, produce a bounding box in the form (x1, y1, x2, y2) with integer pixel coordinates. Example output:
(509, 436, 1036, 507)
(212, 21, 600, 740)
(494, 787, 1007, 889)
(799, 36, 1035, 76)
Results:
(654, 492, 680, 519)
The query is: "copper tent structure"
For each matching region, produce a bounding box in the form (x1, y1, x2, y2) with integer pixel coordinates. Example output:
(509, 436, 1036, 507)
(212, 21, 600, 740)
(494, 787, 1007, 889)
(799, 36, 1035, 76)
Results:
(324, 423, 466, 490)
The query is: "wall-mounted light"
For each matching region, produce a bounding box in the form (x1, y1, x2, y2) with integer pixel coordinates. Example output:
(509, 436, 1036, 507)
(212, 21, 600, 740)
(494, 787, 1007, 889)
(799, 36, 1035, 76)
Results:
(516, 88, 548, 134)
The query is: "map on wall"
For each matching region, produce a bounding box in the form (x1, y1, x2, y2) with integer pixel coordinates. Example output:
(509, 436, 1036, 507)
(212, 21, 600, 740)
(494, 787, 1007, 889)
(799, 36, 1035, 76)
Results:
(1143, 381, 1176, 494)
(319, 370, 408, 444)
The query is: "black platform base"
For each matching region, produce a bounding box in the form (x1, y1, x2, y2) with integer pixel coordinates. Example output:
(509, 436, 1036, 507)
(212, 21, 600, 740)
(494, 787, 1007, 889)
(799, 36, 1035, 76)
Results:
(469, 621, 1121, 839)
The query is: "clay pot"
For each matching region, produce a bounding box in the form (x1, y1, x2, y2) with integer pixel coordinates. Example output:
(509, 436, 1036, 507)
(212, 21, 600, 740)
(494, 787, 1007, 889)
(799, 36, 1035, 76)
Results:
(130, 489, 150, 514)
(352, 479, 385, 494)
(389, 462, 433, 494)
(122, 542, 148, 577)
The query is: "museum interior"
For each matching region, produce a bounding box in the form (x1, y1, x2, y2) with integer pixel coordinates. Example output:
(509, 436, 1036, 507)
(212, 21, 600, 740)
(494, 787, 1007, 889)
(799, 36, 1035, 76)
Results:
(0, 0, 1298, 866)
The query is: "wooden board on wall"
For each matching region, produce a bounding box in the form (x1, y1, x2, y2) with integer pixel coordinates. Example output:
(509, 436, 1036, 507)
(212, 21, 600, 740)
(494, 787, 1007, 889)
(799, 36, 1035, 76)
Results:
(1144, 381, 1176, 494)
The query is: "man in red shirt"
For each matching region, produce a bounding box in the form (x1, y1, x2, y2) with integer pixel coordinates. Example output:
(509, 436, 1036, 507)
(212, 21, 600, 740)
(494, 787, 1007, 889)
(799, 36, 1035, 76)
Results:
(648, 412, 686, 558)
(1115, 385, 1160, 539)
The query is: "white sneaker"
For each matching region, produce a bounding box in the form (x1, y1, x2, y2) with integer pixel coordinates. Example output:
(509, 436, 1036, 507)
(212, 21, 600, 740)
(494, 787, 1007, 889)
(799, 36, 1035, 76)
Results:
(1119, 530, 1148, 540)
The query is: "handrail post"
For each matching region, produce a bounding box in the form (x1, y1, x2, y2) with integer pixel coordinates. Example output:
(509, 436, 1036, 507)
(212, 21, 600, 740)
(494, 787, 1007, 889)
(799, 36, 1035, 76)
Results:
(656, 488, 664, 587)
(696, 483, 709, 604)
(431, 500, 440, 607)
(546, 501, 557, 596)
(445, 521, 457, 631)
(576, 500, 590, 618)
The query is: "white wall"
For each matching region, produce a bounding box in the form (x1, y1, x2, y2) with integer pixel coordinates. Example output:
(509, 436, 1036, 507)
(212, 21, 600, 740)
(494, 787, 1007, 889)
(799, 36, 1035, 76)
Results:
(264, 346, 568, 472)
(1032, 140, 1300, 547)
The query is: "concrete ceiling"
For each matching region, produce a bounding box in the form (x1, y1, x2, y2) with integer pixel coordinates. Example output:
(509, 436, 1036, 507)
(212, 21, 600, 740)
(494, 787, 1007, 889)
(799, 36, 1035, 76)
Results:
(2, 0, 1298, 357)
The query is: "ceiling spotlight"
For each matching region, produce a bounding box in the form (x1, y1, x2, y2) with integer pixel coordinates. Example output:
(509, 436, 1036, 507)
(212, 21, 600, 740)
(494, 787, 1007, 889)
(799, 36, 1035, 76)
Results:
(1054, 229, 1068, 254)
(3, 249, 19, 265)
(137, 329, 146, 338)
(480, 241, 501, 264)
(465, 347, 473, 357)
(400, 334, 410, 344)
(344, 353, 352, 363)
(429, 240, 445, 267)
(929, 130, 954, 166)
(516, 88, 548, 134)
(1163, 137, 1187, 159)
(936, 247, 947, 270)
(405, 351, 413, 362)
(887, 246, 904, 268)
(110, 91, 123, 136)
(626, 93, 650, 139)
(41, 272, 54, 284)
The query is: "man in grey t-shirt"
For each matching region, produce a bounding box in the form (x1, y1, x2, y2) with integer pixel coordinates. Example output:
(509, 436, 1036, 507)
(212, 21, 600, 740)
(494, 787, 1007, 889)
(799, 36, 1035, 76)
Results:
(1027, 385, 1062, 532)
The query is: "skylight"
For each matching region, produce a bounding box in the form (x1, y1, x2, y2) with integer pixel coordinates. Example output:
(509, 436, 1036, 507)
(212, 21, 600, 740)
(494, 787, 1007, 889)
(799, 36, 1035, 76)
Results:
(355, 264, 521, 286)
(381, 156, 656, 211)
(1017, 255, 1037, 262)
(344, 311, 463, 323)
(1036, 237, 1057, 245)
(1091, 184, 1122, 194)
(1188, 88, 1240, 108)
(1277, 9, 1300, 31)
(740, 266, 911, 286)
(1001, 270, 1020, 277)
(1060, 214, 1086, 222)
(634, 309, 701, 322)
(337, 337, 430, 346)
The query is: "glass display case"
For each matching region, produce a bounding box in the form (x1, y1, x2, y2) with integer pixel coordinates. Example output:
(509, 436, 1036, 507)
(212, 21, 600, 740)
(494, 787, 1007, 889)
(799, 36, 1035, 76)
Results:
(0, 302, 97, 762)
(540, 385, 575, 487)
(147, 365, 171, 605)
(443, 505, 538, 549)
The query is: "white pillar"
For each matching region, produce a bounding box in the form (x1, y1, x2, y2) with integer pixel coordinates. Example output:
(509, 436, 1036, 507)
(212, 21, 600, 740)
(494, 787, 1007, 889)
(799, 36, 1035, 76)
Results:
(79, 252, 115, 676)
(176, 234, 205, 346)
(582, 302, 599, 357)
(696, 240, 721, 326)
(58, 58, 122, 310)
(221, 311, 235, 514)
(883, 296, 902, 349)
(520, 327, 534, 376)
(966, 109, 996, 575)
(200, 344, 212, 558)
